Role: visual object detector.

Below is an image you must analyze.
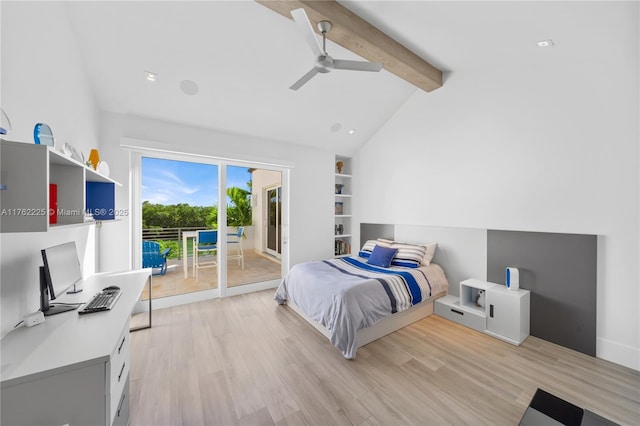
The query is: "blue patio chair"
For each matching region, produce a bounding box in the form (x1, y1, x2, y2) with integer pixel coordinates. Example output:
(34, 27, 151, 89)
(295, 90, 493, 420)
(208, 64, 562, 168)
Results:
(194, 230, 218, 280)
(142, 240, 171, 276)
(227, 226, 245, 269)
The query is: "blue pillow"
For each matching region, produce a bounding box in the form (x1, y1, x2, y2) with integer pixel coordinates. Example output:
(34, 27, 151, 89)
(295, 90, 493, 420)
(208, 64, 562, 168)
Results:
(367, 245, 398, 268)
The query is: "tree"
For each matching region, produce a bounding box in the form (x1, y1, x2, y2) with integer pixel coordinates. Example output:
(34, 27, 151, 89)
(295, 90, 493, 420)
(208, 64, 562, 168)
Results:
(142, 182, 251, 229)
(142, 201, 215, 228)
(226, 187, 252, 226)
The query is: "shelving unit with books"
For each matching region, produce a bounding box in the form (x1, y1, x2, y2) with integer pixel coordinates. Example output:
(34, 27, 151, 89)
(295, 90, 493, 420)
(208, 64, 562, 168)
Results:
(334, 155, 352, 257)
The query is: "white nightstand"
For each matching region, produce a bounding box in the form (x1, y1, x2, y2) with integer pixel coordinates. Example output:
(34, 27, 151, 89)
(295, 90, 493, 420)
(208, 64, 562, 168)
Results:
(435, 278, 530, 345)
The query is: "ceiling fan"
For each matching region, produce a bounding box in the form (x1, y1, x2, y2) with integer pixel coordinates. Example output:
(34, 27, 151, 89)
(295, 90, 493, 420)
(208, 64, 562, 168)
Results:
(289, 8, 383, 90)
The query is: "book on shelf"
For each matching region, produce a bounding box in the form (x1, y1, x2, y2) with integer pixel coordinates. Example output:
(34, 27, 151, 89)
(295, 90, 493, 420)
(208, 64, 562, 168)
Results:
(335, 202, 344, 215)
(335, 239, 351, 256)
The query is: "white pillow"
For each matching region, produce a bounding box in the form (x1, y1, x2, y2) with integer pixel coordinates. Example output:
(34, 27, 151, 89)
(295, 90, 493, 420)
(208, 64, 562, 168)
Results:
(422, 242, 437, 266)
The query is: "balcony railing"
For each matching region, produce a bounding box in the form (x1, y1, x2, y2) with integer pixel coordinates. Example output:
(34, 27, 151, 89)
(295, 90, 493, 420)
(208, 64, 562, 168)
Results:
(142, 226, 206, 259)
(142, 226, 254, 260)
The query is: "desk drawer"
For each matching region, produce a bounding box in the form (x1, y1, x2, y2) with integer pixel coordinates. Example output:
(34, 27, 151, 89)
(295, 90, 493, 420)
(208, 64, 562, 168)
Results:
(112, 373, 130, 426)
(435, 296, 486, 332)
(109, 325, 130, 423)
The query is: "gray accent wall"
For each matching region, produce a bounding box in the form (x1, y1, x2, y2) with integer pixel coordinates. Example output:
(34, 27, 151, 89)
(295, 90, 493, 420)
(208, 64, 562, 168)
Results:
(487, 230, 597, 356)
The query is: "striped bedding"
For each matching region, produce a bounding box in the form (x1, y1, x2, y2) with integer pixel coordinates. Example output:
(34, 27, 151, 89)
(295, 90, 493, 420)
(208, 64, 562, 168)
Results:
(274, 256, 448, 359)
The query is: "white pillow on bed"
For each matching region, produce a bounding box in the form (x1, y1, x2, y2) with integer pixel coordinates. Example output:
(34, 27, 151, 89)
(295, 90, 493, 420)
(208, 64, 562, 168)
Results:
(422, 242, 437, 266)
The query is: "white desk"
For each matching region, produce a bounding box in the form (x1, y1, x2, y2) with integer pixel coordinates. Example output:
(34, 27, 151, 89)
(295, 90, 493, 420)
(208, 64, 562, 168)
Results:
(1, 269, 151, 426)
(182, 230, 197, 278)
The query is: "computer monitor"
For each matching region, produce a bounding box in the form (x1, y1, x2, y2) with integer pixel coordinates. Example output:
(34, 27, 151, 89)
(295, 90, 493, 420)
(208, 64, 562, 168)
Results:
(40, 241, 83, 316)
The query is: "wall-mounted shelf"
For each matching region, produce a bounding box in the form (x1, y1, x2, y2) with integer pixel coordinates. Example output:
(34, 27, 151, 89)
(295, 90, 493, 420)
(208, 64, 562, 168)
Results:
(0, 139, 121, 233)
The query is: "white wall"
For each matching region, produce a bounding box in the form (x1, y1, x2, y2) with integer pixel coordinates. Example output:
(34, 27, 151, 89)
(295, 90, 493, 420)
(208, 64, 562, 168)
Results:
(0, 2, 101, 336)
(98, 111, 334, 274)
(354, 7, 639, 369)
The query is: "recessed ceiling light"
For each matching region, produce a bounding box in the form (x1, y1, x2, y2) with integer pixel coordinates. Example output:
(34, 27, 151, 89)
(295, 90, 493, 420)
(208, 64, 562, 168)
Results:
(537, 39, 554, 48)
(348, 129, 355, 135)
(145, 71, 158, 82)
(180, 79, 199, 96)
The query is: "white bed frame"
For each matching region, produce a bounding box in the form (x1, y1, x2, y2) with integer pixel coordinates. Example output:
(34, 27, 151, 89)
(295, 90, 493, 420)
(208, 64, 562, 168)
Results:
(285, 291, 447, 351)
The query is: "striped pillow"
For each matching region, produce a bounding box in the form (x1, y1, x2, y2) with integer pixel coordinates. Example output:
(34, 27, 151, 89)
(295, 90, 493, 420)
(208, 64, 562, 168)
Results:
(358, 239, 392, 259)
(389, 242, 426, 268)
(359, 239, 437, 268)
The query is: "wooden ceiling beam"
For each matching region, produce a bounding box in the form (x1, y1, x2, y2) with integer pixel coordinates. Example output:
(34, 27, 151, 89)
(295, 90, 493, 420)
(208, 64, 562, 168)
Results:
(256, 0, 443, 92)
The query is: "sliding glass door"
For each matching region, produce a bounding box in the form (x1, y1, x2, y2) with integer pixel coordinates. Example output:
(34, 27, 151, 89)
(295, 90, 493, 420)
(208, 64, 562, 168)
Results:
(225, 167, 282, 288)
(136, 152, 285, 305)
(140, 156, 219, 300)
(265, 185, 282, 258)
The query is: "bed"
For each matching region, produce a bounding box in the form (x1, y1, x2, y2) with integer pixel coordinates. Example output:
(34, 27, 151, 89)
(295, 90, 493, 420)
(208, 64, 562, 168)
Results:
(274, 251, 449, 359)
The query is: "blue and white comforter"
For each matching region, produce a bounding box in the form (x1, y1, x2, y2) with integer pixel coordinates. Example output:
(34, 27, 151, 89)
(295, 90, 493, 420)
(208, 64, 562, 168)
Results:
(274, 257, 448, 359)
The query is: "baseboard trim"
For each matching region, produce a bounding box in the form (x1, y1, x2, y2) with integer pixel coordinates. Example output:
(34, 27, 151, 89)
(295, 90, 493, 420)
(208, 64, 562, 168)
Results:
(597, 337, 640, 371)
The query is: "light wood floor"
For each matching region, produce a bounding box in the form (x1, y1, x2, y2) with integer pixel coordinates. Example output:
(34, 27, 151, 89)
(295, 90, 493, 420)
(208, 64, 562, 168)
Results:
(129, 290, 640, 426)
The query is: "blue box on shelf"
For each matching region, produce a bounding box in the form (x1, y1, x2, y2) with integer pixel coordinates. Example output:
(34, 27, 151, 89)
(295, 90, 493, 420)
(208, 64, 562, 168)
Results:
(86, 181, 115, 220)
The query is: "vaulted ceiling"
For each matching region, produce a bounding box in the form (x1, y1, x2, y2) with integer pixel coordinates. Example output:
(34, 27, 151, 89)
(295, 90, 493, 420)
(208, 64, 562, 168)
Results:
(64, 1, 615, 155)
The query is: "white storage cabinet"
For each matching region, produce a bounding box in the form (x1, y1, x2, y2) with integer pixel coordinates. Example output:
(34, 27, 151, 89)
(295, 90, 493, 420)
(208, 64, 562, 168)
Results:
(435, 278, 530, 345)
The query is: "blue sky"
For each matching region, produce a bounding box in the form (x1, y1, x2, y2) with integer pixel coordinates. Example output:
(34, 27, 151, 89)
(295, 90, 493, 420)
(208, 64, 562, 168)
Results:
(141, 157, 251, 206)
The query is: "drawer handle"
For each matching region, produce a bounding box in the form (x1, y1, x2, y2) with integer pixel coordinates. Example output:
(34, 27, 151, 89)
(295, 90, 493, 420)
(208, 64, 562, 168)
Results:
(117, 391, 126, 417)
(490, 304, 494, 318)
(451, 308, 464, 316)
(118, 336, 126, 354)
(118, 362, 126, 382)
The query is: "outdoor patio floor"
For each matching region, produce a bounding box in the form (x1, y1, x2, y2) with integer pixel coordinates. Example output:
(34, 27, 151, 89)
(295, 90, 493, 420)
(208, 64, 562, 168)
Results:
(143, 249, 282, 299)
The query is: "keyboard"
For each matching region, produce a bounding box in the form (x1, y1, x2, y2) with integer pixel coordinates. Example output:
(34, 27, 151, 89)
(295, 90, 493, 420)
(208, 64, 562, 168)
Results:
(78, 287, 122, 315)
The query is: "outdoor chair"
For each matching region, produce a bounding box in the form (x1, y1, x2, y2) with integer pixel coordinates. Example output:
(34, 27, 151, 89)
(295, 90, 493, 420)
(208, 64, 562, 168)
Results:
(227, 226, 245, 269)
(142, 240, 171, 276)
(194, 230, 218, 280)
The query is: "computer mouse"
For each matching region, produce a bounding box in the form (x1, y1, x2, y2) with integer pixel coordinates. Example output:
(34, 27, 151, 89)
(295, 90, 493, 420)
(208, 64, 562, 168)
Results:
(103, 285, 120, 291)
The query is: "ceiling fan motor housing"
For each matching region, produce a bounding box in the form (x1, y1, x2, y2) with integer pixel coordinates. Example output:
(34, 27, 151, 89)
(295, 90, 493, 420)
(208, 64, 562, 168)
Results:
(315, 55, 334, 73)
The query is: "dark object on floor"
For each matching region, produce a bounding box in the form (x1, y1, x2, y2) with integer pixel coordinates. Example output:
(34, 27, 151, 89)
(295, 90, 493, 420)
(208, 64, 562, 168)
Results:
(519, 388, 618, 426)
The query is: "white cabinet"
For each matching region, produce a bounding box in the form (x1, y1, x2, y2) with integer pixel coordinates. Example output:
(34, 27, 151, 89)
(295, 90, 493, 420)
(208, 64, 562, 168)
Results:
(485, 285, 530, 345)
(1, 270, 149, 426)
(435, 278, 530, 345)
(0, 139, 121, 232)
(334, 155, 352, 257)
(434, 294, 486, 332)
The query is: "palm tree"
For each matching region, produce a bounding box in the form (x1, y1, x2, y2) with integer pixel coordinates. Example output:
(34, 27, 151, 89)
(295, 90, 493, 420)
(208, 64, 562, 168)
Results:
(226, 187, 252, 227)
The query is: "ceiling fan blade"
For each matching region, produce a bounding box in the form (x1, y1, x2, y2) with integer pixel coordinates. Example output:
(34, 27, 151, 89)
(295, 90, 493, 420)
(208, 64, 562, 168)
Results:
(289, 68, 319, 90)
(333, 59, 383, 72)
(290, 8, 324, 58)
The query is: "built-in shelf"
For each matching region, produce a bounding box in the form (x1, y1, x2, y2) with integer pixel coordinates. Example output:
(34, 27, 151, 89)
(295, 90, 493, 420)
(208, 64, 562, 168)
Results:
(334, 156, 352, 257)
(0, 139, 121, 233)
